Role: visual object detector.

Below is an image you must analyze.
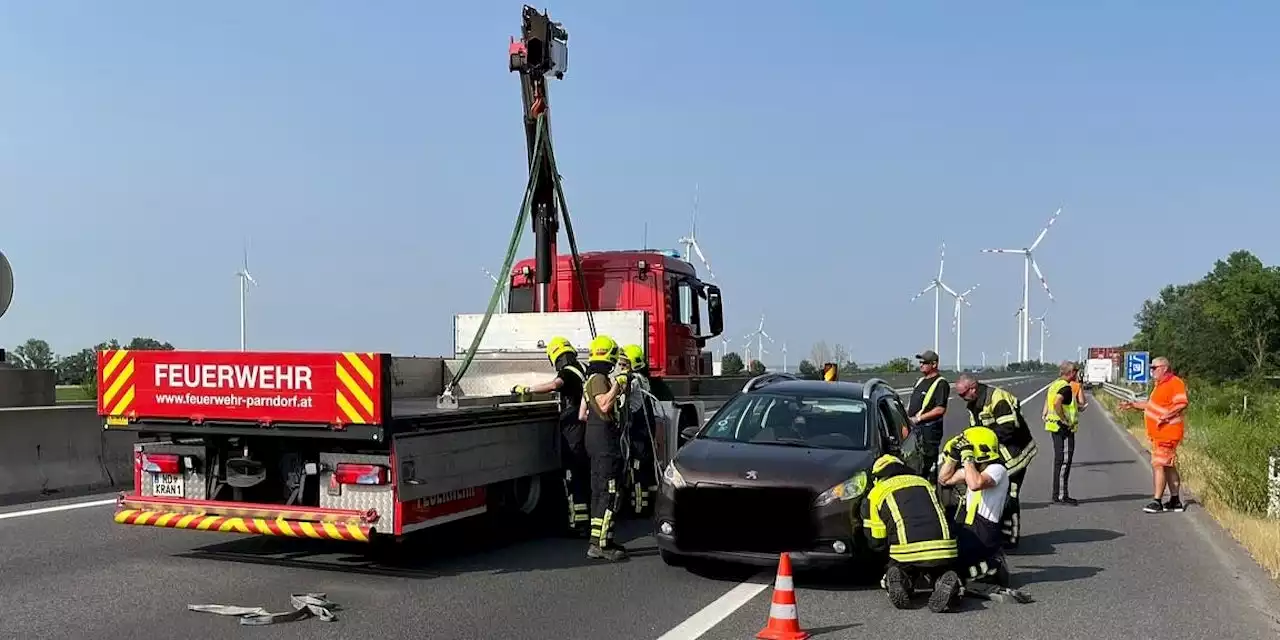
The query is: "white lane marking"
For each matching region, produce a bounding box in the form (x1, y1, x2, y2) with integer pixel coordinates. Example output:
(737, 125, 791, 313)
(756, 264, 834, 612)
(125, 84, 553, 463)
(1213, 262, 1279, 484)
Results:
(654, 376, 1050, 640)
(1021, 381, 1053, 404)
(0, 498, 116, 521)
(655, 577, 771, 640)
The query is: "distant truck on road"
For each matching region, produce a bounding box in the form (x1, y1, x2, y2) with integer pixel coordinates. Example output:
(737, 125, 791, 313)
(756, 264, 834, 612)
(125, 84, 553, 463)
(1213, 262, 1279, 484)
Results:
(1083, 358, 1114, 388)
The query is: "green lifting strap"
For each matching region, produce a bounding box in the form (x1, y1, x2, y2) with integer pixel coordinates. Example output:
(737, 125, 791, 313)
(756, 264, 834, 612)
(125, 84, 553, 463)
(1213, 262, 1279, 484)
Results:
(445, 111, 597, 398)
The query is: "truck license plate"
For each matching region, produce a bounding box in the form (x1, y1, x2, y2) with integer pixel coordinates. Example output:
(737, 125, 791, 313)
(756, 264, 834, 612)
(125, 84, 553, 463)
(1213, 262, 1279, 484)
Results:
(152, 473, 185, 498)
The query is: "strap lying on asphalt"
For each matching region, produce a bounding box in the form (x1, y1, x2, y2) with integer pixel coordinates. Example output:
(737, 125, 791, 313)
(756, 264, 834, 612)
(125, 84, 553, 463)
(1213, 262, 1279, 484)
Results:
(964, 583, 1035, 604)
(188, 593, 338, 625)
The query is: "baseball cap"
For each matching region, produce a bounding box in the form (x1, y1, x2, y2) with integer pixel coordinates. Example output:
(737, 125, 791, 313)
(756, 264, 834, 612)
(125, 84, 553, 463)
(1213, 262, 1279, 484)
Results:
(915, 350, 940, 363)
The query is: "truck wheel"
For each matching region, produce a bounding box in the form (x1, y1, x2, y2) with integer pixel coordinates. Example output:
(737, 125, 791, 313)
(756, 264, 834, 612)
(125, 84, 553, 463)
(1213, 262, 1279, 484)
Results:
(490, 472, 561, 535)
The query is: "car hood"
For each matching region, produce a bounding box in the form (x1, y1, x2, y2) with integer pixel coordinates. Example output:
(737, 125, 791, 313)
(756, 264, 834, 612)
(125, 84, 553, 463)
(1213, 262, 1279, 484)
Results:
(674, 439, 876, 490)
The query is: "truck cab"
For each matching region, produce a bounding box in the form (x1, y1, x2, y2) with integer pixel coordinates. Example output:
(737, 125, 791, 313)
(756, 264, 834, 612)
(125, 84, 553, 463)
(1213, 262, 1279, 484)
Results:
(507, 250, 724, 377)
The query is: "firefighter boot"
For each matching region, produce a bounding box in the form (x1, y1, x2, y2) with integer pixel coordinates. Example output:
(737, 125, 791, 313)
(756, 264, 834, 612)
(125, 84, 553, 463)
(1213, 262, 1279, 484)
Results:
(929, 571, 962, 613)
(883, 564, 912, 609)
(587, 543, 628, 562)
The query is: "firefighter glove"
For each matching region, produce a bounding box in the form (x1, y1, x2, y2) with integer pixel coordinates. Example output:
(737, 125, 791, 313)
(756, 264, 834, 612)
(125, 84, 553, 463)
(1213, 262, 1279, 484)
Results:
(511, 384, 531, 397)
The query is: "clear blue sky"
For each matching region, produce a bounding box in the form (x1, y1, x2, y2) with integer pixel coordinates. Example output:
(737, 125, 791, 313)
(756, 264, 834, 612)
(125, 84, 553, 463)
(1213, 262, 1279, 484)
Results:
(2, 2, 1276, 366)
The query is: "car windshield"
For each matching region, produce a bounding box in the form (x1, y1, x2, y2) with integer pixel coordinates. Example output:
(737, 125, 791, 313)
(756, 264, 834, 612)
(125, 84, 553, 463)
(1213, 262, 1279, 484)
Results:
(699, 393, 871, 450)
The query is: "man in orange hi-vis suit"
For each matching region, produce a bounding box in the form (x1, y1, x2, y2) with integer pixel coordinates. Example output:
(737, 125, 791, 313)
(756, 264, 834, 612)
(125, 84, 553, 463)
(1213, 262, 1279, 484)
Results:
(1118, 356, 1189, 513)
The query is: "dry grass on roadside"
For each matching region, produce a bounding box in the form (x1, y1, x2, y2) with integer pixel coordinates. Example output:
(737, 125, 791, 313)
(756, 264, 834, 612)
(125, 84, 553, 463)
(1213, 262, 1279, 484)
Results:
(1095, 393, 1280, 581)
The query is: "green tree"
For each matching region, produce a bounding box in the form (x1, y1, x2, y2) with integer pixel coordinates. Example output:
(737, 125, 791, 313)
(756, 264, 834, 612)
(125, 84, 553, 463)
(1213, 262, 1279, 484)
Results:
(747, 359, 767, 376)
(56, 348, 96, 385)
(797, 359, 820, 380)
(11, 338, 56, 370)
(884, 357, 912, 373)
(721, 352, 745, 375)
(126, 337, 176, 351)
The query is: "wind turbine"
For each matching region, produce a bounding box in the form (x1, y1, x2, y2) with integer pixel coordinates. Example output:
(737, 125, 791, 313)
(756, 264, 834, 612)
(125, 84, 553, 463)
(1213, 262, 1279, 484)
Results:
(1003, 351, 1011, 368)
(950, 283, 979, 373)
(236, 245, 257, 351)
(910, 243, 957, 353)
(1035, 311, 1050, 363)
(677, 183, 719, 285)
(1012, 304, 1025, 363)
(981, 351, 987, 369)
(981, 207, 1062, 361)
(743, 314, 774, 368)
(782, 341, 789, 373)
(482, 267, 509, 313)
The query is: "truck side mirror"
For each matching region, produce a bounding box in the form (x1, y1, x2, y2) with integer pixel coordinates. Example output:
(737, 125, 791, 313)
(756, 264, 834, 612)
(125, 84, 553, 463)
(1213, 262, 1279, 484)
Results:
(702, 285, 724, 338)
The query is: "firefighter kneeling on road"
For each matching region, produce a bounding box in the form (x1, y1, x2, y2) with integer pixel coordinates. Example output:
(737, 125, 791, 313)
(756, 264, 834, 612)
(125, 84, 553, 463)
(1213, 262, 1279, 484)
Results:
(862, 454, 961, 613)
(512, 336, 590, 537)
(582, 335, 629, 561)
(620, 344, 659, 518)
(937, 427, 1033, 605)
(953, 374, 1037, 548)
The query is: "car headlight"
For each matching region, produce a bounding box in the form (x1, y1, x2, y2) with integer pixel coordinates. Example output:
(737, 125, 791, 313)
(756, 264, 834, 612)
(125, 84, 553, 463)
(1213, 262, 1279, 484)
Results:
(661, 463, 687, 488)
(814, 471, 868, 507)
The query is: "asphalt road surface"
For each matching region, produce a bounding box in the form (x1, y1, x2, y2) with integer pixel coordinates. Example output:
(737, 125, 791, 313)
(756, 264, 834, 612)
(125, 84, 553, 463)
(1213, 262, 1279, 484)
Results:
(3, 375, 1279, 640)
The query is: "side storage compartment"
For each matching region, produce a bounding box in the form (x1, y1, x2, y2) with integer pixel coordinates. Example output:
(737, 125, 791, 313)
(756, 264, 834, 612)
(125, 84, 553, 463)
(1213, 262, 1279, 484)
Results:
(393, 412, 563, 529)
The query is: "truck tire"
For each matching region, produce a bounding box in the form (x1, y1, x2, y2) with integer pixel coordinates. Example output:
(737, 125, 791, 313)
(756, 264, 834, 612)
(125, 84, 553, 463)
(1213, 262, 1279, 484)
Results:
(488, 472, 562, 535)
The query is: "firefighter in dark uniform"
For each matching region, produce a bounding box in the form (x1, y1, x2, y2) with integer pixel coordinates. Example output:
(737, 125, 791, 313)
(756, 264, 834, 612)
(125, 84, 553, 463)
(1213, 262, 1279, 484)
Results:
(582, 334, 628, 561)
(862, 454, 962, 613)
(906, 350, 950, 482)
(512, 336, 590, 536)
(620, 343, 658, 517)
(953, 374, 1037, 549)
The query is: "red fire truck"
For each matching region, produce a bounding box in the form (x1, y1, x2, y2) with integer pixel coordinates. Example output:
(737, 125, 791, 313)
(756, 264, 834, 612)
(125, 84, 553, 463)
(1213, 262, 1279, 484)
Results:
(100, 6, 728, 544)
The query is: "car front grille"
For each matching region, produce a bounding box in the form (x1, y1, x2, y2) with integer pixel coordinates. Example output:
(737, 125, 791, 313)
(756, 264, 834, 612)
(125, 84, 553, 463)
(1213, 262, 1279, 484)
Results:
(672, 486, 817, 553)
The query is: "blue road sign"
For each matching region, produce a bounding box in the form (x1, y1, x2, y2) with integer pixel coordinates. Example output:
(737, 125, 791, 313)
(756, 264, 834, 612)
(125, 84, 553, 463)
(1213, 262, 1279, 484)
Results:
(1125, 351, 1150, 383)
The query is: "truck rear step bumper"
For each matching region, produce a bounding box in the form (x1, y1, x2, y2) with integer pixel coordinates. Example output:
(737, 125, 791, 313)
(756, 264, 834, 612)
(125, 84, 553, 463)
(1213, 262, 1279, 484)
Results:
(113, 495, 376, 542)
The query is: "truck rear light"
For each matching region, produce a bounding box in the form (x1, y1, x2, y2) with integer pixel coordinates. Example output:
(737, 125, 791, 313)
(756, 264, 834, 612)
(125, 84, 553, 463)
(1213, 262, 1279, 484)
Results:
(141, 453, 181, 475)
(332, 463, 389, 486)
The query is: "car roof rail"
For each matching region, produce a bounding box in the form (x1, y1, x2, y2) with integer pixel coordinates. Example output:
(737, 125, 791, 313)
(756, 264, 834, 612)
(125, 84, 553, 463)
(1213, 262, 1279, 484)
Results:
(861, 377, 890, 399)
(742, 372, 799, 393)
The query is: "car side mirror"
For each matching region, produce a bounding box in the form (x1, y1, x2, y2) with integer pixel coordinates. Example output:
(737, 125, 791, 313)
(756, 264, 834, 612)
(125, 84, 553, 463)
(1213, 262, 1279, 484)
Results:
(680, 425, 701, 442)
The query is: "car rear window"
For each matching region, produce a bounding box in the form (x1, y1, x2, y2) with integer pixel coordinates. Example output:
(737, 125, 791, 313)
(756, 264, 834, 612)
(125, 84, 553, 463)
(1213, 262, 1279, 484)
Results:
(701, 393, 870, 450)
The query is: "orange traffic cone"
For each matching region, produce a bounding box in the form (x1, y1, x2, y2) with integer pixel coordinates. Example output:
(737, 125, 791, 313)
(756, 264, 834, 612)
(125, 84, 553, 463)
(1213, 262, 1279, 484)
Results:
(756, 552, 810, 640)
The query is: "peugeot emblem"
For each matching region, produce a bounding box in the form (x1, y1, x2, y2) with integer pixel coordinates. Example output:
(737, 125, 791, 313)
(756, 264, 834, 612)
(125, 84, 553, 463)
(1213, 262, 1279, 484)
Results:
(745, 470, 758, 480)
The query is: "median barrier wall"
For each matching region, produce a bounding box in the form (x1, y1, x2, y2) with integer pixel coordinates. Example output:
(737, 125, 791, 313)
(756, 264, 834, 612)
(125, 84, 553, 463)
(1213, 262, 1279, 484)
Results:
(0, 367, 57, 408)
(0, 405, 136, 505)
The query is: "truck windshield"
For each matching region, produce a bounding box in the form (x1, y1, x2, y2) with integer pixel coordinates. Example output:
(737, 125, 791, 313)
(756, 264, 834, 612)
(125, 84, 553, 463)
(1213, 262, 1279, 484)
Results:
(701, 393, 870, 450)
(508, 285, 535, 313)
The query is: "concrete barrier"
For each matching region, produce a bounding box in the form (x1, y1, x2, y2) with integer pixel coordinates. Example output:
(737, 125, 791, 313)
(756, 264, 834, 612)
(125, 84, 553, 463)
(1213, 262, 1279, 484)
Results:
(0, 406, 136, 506)
(0, 367, 57, 407)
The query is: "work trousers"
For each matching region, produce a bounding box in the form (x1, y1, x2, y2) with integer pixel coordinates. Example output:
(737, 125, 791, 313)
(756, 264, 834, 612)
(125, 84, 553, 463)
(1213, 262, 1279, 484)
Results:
(999, 441, 1037, 548)
(627, 408, 658, 517)
(881, 557, 954, 590)
(561, 421, 591, 532)
(956, 524, 1006, 586)
(914, 423, 944, 483)
(585, 421, 625, 548)
(1051, 428, 1076, 500)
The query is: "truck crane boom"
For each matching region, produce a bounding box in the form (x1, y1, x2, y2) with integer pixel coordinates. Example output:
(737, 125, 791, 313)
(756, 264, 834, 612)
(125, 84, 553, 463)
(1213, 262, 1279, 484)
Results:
(509, 6, 569, 313)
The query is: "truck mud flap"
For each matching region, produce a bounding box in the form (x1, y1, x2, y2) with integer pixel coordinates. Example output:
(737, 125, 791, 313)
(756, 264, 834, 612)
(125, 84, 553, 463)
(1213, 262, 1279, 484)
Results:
(112, 496, 376, 542)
